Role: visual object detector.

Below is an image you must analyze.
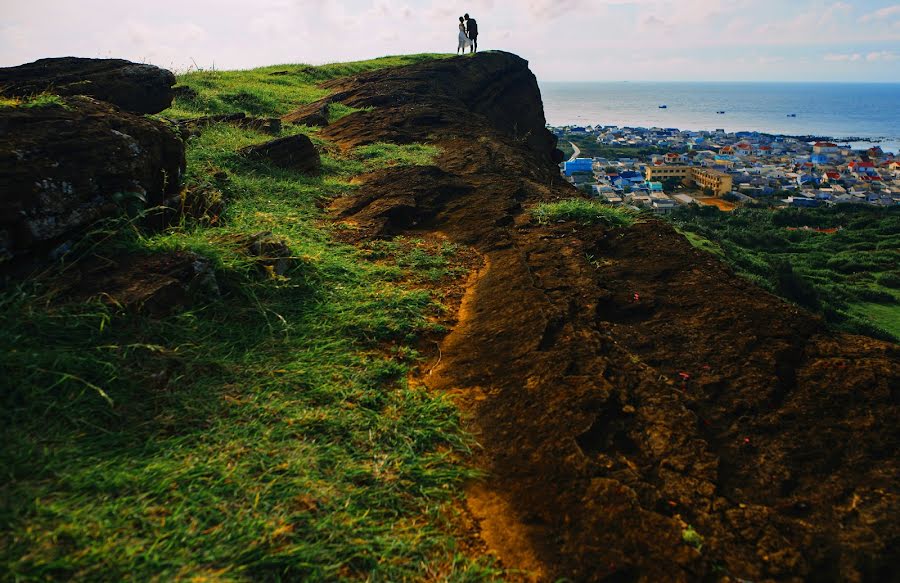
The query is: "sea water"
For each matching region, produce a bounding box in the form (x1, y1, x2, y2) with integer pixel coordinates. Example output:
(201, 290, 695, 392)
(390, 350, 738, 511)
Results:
(539, 82, 900, 154)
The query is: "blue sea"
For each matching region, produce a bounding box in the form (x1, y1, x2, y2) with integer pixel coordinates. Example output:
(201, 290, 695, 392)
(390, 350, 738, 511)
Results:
(539, 82, 900, 154)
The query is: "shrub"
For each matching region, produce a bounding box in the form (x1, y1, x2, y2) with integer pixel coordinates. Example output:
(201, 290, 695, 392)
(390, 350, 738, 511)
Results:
(877, 272, 900, 289)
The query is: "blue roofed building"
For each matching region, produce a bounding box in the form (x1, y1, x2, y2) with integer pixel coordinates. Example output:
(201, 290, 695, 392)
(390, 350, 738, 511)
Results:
(564, 158, 593, 176)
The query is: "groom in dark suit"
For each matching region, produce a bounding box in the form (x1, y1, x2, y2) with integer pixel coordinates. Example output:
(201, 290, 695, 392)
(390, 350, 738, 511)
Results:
(464, 14, 478, 53)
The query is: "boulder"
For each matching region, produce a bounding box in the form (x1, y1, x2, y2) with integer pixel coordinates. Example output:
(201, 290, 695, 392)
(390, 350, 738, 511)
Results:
(0, 57, 176, 114)
(0, 96, 185, 271)
(282, 102, 330, 127)
(239, 134, 321, 173)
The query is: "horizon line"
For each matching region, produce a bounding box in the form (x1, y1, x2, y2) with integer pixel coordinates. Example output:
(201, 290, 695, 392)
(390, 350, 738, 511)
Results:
(540, 79, 900, 84)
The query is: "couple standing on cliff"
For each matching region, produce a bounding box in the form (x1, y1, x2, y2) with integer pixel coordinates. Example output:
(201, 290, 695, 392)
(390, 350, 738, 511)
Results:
(456, 14, 479, 54)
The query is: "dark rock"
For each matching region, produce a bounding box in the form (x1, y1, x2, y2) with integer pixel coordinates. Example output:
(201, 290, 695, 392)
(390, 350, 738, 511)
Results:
(282, 102, 330, 127)
(239, 134, 320, 173)
(172, 85, 198, 100)
(551, 148, 565, 164)
(0, 95, 185, 271)
(245, 231, 294, 276)
(0, 57, 176, 114)
(319, 51, 559, 164)
(174, 113, 282, 138)
(65, 251, 218, 315)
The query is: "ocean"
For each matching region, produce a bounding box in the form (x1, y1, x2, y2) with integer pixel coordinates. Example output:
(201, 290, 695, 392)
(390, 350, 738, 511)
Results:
(538, 82, 900, 154)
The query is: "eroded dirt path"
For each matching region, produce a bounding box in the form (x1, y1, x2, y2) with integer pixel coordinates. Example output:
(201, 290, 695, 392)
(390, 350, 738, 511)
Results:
(315, 52, 900, 582)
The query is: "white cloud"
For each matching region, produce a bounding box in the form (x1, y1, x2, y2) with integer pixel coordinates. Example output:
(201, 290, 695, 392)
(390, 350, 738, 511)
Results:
(1, 0, 898, 82)
(866, 50, 899, 61)
(824, 53, 862, 61)
(859, 4, 900, 22)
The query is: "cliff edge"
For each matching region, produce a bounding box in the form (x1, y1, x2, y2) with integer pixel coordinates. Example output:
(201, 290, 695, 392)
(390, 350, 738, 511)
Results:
(319, 52, 899, 582)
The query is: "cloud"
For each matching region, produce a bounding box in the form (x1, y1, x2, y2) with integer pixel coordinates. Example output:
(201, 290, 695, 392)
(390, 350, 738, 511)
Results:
(859, 4, 900, 22)
(866, 50, 899, 61)
(824, 53, 862, 62)
(824, 50, 898, 63)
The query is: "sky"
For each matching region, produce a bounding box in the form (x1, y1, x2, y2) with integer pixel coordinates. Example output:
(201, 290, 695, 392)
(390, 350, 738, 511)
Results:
(1, 0, 899, 82)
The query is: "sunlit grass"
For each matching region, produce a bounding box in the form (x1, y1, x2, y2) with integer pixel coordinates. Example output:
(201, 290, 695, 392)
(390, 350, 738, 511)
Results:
(0, 53, 501, 581)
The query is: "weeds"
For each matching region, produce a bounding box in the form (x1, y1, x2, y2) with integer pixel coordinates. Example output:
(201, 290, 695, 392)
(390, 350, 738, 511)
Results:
(0, 92, 68, 109)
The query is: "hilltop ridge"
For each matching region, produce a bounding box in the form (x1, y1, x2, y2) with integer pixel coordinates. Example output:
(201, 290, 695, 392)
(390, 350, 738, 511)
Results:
(1, 52, 898, 582)
(312, 51, 899, 582)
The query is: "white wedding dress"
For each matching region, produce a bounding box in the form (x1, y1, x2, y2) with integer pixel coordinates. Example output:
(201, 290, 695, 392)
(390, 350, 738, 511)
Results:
(458, 23, 471, 52)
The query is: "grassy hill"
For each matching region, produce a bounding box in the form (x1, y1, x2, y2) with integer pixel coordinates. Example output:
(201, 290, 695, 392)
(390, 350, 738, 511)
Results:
(1, 55, 501, 580)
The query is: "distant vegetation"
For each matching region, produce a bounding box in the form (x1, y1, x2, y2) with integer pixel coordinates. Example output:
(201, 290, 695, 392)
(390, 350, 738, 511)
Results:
(669, 204, 900, 342)
(533, 198, 639, 227)
(1, 54, 504, 580)
(556, 132, 666, 160)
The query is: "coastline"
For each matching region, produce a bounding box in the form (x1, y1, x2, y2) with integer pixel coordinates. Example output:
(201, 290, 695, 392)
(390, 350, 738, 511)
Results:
(539, 81, 900, 155)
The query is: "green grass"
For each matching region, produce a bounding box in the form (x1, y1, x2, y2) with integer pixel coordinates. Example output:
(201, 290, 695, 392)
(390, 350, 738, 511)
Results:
(676, 228, 724, 258)
(848, 302, 900, 339)
(0, 92, 68, 109)
(0, 54, 503, 581)
(532, 198, 639, 227)
(165, 54, 451, 120)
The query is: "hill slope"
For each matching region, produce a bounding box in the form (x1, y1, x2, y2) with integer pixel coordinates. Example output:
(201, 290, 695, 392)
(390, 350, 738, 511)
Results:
(2, 52, 898, 582)
(319, 52, 899, 582)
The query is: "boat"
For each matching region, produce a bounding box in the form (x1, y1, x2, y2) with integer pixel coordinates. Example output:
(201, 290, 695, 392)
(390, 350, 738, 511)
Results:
(659, 105, 667, 109)
(787, 113, 797, 117)
(716, 111, 725, 114)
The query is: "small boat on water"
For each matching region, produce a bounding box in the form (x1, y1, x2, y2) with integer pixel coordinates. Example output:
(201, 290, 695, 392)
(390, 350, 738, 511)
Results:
(659, 105, 667, 109)
(787, 113, 797, 117)
(717, 111, 726, 114)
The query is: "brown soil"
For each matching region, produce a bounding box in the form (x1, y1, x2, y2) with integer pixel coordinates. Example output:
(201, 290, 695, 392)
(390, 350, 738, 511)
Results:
(698, 198, 738, 211)
(323, 53, 899, 582)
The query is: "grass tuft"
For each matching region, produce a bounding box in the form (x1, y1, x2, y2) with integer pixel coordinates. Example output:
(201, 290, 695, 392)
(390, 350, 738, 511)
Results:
(533, 198, 639, 227)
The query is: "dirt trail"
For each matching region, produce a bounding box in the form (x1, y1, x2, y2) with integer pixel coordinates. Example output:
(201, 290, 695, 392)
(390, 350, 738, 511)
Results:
(320, 52, 900, 582)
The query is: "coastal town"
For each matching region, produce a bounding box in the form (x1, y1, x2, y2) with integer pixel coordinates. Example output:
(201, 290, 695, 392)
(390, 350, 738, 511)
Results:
(553, 124, 900, 213)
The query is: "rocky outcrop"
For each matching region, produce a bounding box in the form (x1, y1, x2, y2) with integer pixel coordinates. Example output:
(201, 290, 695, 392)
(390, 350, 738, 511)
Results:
(0, 57, 176, 114)
(318, 51, 559, 163)
(239, 134, 320, 173)
(319, 51, 900, 582)
(282, 102, 330, 127)
(0, 96, 185, 270)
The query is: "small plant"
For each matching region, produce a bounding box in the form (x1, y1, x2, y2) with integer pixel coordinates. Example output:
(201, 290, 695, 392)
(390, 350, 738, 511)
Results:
(682, 525, 704, 550)
(0, 93, 68, 109)
(532, 198, 638, 227)
(23, 93, 68, 108)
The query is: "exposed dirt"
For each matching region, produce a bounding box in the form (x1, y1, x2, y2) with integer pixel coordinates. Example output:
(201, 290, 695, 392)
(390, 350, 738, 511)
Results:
(321, 52, 900, 582)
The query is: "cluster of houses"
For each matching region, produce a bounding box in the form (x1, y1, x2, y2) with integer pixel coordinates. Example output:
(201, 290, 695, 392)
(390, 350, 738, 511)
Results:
(554, 125, 900, 212)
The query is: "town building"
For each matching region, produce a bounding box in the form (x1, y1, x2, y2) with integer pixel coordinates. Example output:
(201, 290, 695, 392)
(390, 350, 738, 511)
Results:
(644, 166, 733, 196)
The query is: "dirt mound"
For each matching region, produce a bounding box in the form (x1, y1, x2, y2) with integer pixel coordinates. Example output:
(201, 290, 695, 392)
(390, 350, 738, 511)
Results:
(323, 52, 900, 581)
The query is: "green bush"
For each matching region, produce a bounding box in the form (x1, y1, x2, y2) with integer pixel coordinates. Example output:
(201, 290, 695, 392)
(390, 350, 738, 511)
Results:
(877, 272, 900, 289)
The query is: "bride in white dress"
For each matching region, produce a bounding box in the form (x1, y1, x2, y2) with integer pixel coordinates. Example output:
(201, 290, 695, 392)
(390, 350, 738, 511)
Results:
(457, 16, 471, 54)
